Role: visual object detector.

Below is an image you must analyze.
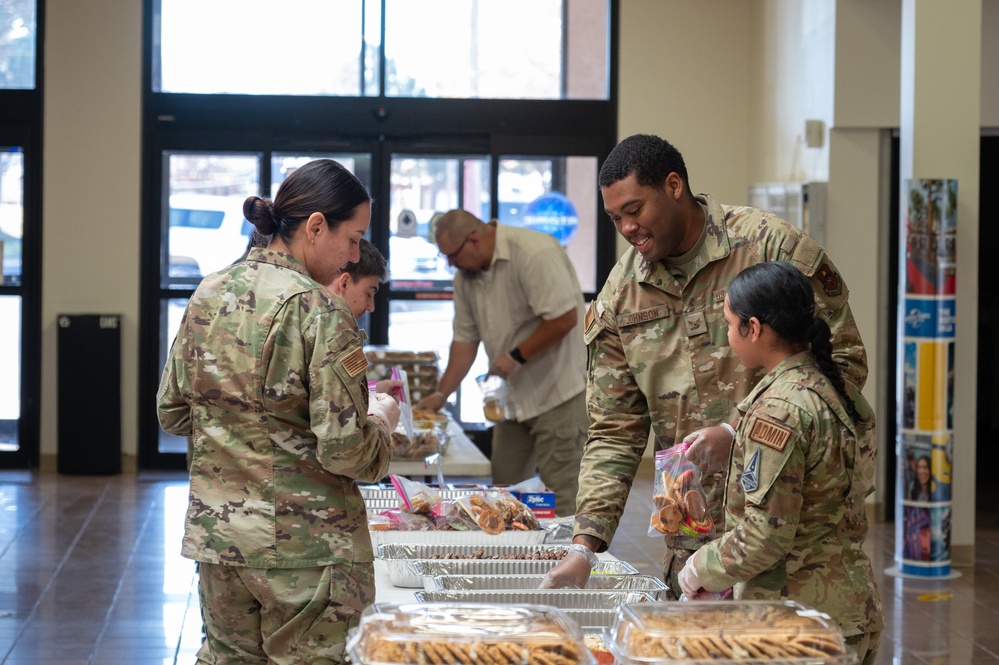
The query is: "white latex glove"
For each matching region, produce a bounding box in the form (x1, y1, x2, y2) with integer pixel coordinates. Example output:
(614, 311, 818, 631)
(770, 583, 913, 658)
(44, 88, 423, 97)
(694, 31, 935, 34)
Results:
(539, 548, 593, 589)
(488, 353, 521, 380)
(367, 391, 401, 433)
(683, 424, 735, 475)
(678, 556, 704, 599)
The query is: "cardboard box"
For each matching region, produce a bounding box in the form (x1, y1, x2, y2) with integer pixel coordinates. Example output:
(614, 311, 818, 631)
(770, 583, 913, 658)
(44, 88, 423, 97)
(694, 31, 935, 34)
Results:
(514, 490, 556, 519)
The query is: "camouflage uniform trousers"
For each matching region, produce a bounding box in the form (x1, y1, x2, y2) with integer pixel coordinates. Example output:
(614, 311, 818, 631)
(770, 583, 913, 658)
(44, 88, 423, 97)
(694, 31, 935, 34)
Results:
(662, 546, 695, 601)
(490, 392, 587, 517)
(845, 630, 881, 665)
(196, 560, 374, 664)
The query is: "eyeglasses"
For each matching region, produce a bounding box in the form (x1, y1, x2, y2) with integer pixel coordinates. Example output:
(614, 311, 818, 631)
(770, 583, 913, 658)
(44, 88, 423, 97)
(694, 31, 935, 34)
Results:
(439, 232, 473, 260)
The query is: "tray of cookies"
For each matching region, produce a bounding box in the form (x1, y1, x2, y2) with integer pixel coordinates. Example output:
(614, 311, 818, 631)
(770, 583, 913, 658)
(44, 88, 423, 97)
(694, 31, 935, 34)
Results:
(346, 602, 595, 665)
(606, 600, 854, 664)
(414, 589, 660, 610)
(424, 573, 669, 599)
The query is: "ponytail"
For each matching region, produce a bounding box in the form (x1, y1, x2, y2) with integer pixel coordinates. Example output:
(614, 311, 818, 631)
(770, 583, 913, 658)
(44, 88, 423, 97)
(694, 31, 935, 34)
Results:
(808, 317, 859, 421)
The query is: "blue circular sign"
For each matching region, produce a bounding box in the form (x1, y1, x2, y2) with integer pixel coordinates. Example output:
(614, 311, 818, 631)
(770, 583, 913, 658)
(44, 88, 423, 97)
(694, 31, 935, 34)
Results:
(521, 192, 579, 246)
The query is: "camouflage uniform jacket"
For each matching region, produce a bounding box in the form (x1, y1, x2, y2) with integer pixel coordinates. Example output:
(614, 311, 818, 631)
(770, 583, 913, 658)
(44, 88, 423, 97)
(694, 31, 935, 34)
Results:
(692, 352, 883, 638)
(575, 194, 867, 551)
(157, 248, 392, 569)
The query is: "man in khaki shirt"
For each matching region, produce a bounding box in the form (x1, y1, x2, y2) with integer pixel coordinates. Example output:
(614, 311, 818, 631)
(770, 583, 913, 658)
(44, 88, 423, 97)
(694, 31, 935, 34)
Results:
(415, 209, 587, 516)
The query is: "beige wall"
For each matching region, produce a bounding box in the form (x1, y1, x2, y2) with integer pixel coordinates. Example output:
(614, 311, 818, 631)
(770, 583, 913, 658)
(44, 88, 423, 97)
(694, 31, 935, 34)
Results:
(616, 0, 751, 263)
(42, 0, 142, 455)
(748, 0, 836, 183)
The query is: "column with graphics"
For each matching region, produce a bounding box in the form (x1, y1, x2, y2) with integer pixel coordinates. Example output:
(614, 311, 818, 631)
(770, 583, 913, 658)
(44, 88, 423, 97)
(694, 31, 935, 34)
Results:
(895, 178, 956, 577)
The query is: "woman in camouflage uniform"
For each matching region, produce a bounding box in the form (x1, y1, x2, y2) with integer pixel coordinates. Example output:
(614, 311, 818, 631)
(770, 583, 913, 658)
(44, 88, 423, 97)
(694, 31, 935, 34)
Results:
(158, 159, 400, 664)
(678, 261, 883, 665)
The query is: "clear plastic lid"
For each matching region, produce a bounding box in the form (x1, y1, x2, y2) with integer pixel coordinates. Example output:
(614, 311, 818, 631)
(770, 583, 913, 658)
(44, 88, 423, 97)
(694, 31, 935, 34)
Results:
(607, 600, 855, 665)
(347, 602, 596, 665)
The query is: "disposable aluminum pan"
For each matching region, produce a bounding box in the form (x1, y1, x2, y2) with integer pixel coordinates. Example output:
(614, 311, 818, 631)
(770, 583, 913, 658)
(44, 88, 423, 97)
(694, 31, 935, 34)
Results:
(563, 608, 620, 631)
(409, 559, 641, 589)
(377, 543, 573, 588)
(424, 573, 669, 599)
(370, 528, 549, 548)
(414, 589, 658, 609)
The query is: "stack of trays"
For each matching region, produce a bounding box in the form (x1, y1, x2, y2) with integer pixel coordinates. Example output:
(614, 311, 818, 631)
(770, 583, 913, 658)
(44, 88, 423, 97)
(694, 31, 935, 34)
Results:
(360, 486, 466, 511)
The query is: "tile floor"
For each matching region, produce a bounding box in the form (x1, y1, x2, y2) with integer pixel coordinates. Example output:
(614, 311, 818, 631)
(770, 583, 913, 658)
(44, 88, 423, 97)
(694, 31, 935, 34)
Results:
(0, 465, 996, 664)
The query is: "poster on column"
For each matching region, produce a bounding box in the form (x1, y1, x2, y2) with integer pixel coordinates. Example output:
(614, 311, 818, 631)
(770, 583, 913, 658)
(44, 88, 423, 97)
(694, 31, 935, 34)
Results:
(896, 178, 957, 578)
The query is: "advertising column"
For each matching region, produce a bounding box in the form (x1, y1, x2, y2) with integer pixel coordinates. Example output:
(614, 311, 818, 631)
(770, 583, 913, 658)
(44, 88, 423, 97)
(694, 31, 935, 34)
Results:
(895, 178, 957, 577)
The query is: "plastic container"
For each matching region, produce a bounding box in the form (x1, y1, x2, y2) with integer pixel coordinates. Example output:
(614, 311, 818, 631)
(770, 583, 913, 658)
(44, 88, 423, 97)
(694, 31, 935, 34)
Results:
(346, 602, 595, 665)
(606, 600, 855, 665)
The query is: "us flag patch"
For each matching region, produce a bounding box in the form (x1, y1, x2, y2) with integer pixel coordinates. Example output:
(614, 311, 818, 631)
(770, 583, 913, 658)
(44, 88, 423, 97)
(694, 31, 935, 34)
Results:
(749, 418, 792, 452)
(341, 348, 368, 377)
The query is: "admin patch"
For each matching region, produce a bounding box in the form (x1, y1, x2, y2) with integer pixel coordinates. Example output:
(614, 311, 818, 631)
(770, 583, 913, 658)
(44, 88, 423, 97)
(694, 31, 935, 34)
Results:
(748, 417, 792, 452)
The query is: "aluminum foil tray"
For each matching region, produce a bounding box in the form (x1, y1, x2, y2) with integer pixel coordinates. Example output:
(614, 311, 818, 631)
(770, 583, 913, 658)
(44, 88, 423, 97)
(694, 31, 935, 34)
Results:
(408, 559, 641, 589)
(414, 589, 659, 609)
(424, 573, 668, 599)
(378, 542, 570, 560)
(377, 543, 572, 588)
(370, 528, 549, 548)
(563, 608, 620, 631)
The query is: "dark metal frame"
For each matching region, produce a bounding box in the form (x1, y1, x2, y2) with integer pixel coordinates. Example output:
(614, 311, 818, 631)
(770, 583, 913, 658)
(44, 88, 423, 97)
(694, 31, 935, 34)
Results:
(138, 0, 620, 470)
(0, 1, 45, 469)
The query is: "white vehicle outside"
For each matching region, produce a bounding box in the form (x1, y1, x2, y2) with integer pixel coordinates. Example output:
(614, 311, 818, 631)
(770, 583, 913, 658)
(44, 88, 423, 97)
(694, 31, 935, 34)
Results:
(388, 235, 453, 282)
(168, 193, 252, 278)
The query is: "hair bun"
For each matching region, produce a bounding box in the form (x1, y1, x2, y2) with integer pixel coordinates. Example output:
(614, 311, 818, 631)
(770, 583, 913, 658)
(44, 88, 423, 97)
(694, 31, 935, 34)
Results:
(243, 195, 278, 236)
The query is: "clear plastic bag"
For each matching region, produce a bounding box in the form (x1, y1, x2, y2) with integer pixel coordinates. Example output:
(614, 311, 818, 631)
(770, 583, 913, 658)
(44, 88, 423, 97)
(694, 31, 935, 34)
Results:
(475, 374, 506, 422)
(649, 442, 716, 540)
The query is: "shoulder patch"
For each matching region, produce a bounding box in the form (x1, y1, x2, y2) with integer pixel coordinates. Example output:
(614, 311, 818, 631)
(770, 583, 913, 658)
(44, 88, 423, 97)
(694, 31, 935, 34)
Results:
(748, 417, 792, 452)
(816, 262, 842, 297)
(742, 448, 761, 492)
(341, 347, 368, 378)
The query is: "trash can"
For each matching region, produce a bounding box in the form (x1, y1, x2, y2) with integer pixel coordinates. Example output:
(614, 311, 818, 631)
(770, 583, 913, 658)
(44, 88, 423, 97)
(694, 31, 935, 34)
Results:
(57, 314, 121, 474)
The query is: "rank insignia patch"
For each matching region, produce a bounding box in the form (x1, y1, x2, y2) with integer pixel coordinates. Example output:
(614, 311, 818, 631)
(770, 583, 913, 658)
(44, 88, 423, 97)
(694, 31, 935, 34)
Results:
(742, 449, 760, 493)
(749, 418, 792, 452)
(341, 348, 368, 377)
(816, 262, 842, 297)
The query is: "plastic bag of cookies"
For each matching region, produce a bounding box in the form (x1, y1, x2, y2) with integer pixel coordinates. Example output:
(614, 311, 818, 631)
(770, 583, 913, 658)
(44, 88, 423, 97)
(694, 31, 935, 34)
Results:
(648, 443, 715, 540)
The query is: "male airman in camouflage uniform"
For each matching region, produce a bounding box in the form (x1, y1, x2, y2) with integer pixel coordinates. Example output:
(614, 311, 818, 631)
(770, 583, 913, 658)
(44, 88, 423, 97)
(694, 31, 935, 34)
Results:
(685, 355, 883, 664)
(543, 134, 867, 598)
(158, 247, 393, 664)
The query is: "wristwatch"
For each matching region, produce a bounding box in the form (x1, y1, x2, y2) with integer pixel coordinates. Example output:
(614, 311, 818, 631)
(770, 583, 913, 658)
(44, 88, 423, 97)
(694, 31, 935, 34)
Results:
(568, 543, 599, 567)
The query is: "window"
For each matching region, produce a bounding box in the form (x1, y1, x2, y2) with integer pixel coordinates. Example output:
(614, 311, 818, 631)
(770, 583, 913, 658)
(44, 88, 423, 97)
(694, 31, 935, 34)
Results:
(141, 0, 618, 468)
(0, 0, 40, 468)
(0, 0, 36, 90)
(153, 0, 608, 100)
